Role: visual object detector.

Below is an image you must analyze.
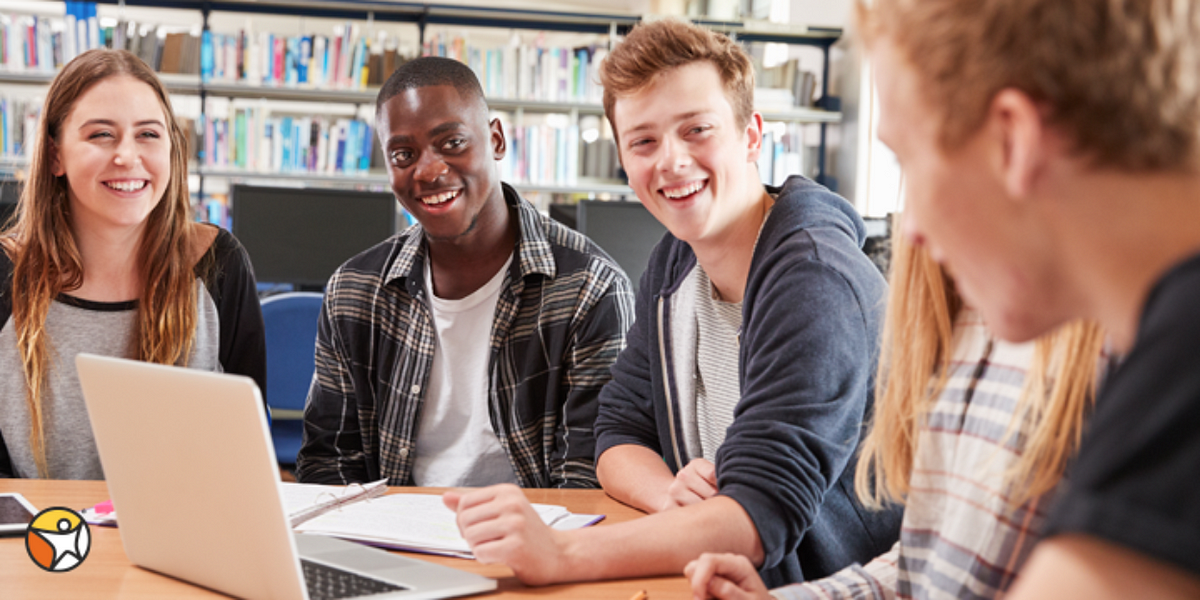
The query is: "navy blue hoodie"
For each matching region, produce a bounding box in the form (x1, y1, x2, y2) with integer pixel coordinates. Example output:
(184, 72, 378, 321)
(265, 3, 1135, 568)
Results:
(595, 176, 901, 587)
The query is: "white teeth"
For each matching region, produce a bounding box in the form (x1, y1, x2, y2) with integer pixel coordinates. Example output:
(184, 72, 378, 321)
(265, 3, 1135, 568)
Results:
(420, 190, 459, 205)
(663, 181, 704, 199)
(106, 180, 147, 192)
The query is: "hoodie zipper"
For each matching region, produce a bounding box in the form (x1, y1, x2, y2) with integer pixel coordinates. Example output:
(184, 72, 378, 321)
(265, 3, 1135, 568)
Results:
(657, 296, 684, 470)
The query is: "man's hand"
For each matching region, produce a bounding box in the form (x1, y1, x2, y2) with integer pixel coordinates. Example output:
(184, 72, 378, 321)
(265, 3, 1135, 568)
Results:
(443, 484, 569, 586)
(685, 553, 773, 600)
(662, 458, 719, 511)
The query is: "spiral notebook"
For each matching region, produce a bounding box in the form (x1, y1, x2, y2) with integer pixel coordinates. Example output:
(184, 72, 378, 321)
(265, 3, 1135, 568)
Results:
(81, 478, 389, 528)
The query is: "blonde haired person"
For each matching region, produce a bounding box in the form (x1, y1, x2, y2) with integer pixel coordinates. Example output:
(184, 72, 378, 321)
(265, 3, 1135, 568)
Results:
(0, 49, 266, 479)
(686, 221, 1106, 599)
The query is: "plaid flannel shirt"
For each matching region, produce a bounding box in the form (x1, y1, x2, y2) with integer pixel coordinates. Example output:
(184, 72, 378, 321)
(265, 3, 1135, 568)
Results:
(296, 184, 634, 488)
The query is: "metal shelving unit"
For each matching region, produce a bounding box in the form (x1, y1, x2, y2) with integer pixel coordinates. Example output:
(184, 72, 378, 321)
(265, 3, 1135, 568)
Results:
(197, 166, 631, 196)
(0, 71, 841, 123)
(2, 2, 845, 193)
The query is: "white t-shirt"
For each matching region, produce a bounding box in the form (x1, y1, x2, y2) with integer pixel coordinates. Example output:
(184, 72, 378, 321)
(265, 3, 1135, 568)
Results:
(411, 253, 520, 487)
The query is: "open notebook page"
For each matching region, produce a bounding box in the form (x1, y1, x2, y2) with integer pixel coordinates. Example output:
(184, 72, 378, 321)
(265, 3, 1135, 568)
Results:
(282, 483, 603, 558)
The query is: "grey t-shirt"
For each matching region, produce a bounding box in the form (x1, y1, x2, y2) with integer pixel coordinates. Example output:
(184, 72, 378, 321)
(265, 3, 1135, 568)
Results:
(0, 228, 267, 480)
(0, 290, 220, 479)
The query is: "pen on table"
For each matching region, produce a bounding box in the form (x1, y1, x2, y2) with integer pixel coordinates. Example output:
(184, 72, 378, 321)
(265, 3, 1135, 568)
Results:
(629, 590, 647, 600)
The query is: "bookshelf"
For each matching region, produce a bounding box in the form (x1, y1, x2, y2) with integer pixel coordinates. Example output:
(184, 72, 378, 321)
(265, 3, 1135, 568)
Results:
(0, 0, 847, 224)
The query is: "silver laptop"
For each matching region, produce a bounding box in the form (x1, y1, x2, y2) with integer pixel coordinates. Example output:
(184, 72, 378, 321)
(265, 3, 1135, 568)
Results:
(76, 353, 497, 600)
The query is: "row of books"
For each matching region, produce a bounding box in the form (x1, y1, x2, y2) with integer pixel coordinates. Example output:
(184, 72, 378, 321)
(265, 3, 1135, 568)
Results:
(499, 123, 581, 186)
(197, 108, 375, 176)
(198, 27, 609, 102)
(6, 92, 796, 191)
(0, 97, 38, 159)
(197, 110, 623, 186)
(756, 58, 820, 109)
(2, 8, 812, 112)
(425, 32, 609, 104)
(2, 7, 610, 105)
(758, 123, 811, 186)
(1, 4, 107, 74)
(0, 10, 192, 75)
(197, 191, 232, 230)
(201, 26, 404, 89)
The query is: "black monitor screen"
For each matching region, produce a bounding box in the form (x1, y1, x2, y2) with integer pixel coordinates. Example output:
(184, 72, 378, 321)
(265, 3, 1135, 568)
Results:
(575, 200, 668, 295)
(0, 179, 21, 227)
(231, 184, 398, 287)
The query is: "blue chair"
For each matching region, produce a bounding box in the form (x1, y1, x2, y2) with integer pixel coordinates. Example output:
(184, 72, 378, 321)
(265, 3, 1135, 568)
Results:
(260, 292, 324, 466)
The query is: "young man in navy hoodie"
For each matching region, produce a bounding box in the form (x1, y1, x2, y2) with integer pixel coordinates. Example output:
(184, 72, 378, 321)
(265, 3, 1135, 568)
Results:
(443, 19, 900, 586)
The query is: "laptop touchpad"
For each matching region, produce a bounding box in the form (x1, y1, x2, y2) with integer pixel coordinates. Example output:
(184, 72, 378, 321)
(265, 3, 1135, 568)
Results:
(297, 534, 424, 569)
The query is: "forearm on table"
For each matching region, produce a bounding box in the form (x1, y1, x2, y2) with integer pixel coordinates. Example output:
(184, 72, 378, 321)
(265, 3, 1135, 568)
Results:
(596, 444, 677, 513)
(557, 494, 764, 581)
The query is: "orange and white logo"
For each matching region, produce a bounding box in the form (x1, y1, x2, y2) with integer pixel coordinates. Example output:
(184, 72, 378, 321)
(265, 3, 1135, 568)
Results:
(26, 507, 91, 572)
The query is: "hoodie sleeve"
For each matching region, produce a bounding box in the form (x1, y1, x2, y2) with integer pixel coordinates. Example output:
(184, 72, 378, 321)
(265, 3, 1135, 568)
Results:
(717, 226, 883, 573)
(594, 240, 671, 462)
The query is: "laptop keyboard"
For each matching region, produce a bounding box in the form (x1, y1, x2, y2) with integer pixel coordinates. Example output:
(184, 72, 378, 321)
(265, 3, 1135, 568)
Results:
(301, 559, 408, 599)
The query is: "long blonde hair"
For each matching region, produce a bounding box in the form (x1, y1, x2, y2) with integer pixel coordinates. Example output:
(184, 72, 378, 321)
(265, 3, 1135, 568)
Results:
(0, 49, 200, 478)
(855, 218, 1105, 507)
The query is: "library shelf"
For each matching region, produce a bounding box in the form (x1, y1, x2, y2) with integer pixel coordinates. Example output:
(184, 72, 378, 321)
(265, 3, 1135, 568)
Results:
(1, 1, 846, 200)
(0, 71, 842, 125)
(196, 166, 632, 196)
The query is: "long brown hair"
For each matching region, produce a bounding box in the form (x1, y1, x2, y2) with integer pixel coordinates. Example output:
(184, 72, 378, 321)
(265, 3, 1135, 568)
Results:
(0, 49, 199, 477)
(855, 217, 1105, 507)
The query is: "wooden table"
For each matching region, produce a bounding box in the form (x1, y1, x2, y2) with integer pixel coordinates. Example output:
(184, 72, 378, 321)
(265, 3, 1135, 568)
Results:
(0, 479, 691, 600)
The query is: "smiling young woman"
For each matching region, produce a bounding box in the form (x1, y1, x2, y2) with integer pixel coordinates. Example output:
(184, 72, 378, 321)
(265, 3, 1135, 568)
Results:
(0, 49, 266, 480)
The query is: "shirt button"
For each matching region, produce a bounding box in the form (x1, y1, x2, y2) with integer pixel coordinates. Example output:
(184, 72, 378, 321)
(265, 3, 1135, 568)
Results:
(410, 384, 420, 394)
(399, 448, 409, 459)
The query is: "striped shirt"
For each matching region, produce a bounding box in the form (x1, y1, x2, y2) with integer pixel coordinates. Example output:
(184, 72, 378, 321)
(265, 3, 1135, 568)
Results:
(296, 184, 634, 488)
(692, 265, 743, 461)
(772, 310, 1060, 600)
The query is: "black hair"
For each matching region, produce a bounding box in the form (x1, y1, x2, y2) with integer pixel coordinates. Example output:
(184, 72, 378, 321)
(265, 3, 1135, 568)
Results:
(375, 56, 487, 114)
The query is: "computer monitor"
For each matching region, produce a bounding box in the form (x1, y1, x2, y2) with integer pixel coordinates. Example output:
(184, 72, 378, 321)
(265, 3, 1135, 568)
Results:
(862, 216, 892, 278)
(231, 184, 399, 289)
(574, 200, 668, 294)
(0, 179, 21, 227)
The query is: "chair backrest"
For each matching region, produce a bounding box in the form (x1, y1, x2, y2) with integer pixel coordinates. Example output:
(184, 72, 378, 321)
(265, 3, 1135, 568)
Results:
(260, 291, 323, 413)
(260, 292, 323, 465)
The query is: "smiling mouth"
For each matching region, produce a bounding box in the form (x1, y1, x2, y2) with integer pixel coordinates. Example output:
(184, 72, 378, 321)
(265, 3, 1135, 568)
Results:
(104, 180, 148, 192)
(660, 180, 707, 200)
(419, 189, 461, 206)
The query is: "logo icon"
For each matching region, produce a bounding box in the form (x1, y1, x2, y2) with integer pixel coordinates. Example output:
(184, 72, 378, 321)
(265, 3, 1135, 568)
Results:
(26, 507, 91, 572)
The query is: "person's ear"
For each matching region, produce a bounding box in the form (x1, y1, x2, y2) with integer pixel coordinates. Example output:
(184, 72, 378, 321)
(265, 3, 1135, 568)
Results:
(989, 89, 1046, 199)
(745, 112, 764, 164)
(490, 118, 507, 161)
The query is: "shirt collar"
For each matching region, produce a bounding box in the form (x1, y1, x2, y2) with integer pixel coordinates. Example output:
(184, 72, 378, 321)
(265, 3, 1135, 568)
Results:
(384, 183, 557, 289)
